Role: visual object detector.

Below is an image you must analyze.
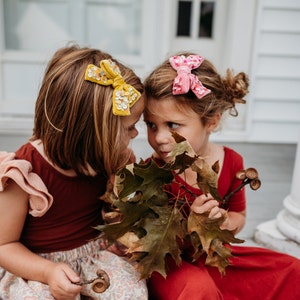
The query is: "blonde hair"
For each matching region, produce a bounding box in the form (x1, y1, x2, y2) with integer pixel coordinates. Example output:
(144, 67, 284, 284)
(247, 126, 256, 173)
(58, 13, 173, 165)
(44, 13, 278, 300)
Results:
(144, 52, 248, 125)
(31, 44, 143, 176)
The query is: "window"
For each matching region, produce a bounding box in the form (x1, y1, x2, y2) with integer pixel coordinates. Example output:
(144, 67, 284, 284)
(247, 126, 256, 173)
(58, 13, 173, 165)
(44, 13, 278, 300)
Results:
(177, 1, 192, 36)
(199, 2, 214, 37)
(176, 0, 215, 38)
(3, 0, 142, 55)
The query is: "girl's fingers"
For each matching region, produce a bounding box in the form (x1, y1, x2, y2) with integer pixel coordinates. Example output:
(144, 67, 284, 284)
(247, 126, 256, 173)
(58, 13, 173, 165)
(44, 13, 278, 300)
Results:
(193, 193, 213, 206)
(208, 206, 223, 219)
(191, 199, 219, 214)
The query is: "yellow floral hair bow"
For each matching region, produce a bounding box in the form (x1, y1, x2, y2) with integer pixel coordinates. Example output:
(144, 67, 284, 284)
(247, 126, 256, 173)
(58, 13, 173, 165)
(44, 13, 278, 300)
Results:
(85, 59, 141, 116)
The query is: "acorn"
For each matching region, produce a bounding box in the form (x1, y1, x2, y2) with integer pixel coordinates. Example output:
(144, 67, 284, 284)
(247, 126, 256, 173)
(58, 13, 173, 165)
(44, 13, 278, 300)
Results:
(92, 269, 110, 293)
(236, 170, 246, 180)
(245, 167, 259, 180)
(250, 178, 261, 191)
(222, 167, 261, 208)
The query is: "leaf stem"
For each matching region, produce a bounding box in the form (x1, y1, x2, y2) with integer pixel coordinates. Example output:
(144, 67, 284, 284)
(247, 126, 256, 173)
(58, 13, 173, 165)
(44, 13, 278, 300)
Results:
(221, 178, 251, 208)
(73, 277, 99, 286)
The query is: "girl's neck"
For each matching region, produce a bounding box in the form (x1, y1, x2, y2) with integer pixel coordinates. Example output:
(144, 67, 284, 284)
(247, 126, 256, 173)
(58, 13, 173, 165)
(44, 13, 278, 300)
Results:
(199, 142, 223, 167)
(179, 142, 225, 187)
(197, 142, 212, 160)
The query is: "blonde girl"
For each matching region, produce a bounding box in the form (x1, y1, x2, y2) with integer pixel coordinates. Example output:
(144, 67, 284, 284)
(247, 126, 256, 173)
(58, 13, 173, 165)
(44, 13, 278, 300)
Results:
(0, 45, 147, 300)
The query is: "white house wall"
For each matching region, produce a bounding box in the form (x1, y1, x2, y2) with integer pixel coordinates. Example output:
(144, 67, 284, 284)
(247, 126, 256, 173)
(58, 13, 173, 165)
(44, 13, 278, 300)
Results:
(248, 0, 300, 143)
(0, 0, 299, 144)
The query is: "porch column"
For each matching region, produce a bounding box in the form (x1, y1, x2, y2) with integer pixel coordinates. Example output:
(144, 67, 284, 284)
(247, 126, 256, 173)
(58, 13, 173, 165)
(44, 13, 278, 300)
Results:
(254, 133, 300, 258)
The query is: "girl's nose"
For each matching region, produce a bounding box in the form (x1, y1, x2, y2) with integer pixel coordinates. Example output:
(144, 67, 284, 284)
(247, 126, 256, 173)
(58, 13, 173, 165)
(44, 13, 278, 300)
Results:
(154, 129, 171, 144)
(130, 127, 138, 139)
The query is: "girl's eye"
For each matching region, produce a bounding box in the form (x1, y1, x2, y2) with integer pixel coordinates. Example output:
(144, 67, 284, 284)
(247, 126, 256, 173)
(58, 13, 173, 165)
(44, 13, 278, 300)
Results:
(145, 121, 155, 130)
(127, 125, 136, 132)
(167, 122, 179, 129)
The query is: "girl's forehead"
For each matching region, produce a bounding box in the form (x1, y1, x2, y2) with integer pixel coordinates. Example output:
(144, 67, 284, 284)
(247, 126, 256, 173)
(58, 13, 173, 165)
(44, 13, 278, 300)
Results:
(146, 97, 194, 115)
(122, 96, 144, 125)
(145, 101, 200, 124)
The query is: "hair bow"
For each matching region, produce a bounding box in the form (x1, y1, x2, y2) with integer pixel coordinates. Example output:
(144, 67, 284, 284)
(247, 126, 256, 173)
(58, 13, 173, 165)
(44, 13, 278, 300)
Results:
(85, 59, 141, 116)
(169, 55, 211, 99)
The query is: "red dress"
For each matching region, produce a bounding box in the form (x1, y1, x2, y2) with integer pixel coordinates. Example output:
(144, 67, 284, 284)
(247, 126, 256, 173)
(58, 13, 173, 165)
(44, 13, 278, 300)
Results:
(148, 147, 300, 300)
(15, 143, 107, 253)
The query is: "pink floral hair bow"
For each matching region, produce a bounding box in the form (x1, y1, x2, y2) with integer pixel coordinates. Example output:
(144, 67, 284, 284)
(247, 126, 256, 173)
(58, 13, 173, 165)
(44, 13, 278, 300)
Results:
(169, 55, 211, 99)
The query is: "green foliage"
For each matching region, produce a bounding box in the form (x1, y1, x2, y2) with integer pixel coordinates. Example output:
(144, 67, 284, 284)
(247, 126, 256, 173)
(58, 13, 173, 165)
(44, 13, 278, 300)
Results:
(97, 132, 245, 279)
(129, 206, 185, 278)
(188, 211, 244, 275)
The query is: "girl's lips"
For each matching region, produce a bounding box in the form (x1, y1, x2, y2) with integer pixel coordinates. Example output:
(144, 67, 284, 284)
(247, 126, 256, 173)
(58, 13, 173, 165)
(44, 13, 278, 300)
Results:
(159, 151, 171, 159)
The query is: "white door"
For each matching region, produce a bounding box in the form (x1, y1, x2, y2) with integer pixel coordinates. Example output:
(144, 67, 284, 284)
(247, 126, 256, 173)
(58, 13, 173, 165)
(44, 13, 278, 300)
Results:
(162, 0, 249, 140)
(170, 0, 228, 71)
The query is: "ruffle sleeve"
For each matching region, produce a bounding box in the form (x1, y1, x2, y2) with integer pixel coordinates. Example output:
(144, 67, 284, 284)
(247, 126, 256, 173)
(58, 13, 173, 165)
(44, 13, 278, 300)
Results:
(0, 151, 53, 217)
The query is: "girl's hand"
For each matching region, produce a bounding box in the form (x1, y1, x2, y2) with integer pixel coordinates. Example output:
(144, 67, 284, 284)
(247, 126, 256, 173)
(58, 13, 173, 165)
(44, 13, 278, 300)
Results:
(191, 193, 223, 219)
(45, 262, 82, 300)
(191, 193, 245, 232)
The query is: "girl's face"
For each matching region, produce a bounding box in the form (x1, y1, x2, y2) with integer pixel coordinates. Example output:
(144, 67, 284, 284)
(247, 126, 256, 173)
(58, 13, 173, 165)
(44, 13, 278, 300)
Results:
(121, 96, 145, 147)
(144, 97, 214, 163)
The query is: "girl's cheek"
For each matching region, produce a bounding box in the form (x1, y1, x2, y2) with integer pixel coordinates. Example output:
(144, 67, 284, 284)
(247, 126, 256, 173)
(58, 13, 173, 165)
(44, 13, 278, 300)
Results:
(148, 133, 157, 145)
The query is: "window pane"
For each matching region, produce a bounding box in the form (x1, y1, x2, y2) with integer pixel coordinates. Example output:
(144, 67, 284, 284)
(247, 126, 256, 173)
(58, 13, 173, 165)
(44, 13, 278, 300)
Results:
(3, 0, 142, 55)
(3, 0, 70, 51)
(199, 1, 215, 38)
(177, 1, 192, 37)
(86, 0, 142, 55)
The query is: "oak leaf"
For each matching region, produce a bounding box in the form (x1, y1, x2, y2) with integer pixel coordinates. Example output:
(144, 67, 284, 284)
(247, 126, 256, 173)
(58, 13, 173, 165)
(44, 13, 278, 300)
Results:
(188, 211, 244, 275)
(170, 131, 222, 201)
(191, 161, 222, 201)
(128, 206, 185, 279)
(96, 132, 257, 279)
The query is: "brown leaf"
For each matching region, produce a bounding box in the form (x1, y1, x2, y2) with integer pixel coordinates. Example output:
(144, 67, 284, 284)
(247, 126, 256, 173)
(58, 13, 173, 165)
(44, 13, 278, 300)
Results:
(167, 152, 198, 174)
(191, 160, 222, 201)
(96, 132, 252, 279)
(187, 211, 244, 274)
(169, 131, 198, 160)
(128, 206, 185, 279)
(171, 131, 187, 143)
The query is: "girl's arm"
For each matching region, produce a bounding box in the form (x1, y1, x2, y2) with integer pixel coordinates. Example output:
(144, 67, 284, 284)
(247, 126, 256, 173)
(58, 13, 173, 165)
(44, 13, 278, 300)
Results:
(0, 180, 82, 299)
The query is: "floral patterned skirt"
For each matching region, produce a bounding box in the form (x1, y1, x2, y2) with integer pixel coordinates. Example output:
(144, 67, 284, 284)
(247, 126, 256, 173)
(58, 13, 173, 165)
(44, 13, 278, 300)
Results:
(0, 240, 148, 300)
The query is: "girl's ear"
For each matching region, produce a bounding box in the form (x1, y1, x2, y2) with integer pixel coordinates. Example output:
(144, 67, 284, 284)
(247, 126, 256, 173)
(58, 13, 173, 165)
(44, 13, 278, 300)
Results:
(207, 113, 221, 133)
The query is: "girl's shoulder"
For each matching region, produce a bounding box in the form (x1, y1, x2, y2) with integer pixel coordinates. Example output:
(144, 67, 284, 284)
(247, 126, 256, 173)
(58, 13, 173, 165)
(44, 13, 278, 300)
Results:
(0, 144, 53, 217)
(222, 146, 244, 176)
(223, 146, 243, 163)
(15, 142, 36, 159)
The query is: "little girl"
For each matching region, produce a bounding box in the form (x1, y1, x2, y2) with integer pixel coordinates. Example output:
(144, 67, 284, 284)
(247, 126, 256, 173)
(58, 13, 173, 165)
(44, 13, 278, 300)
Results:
(143, 53, 300, 299)
(0, 45, 147, 299)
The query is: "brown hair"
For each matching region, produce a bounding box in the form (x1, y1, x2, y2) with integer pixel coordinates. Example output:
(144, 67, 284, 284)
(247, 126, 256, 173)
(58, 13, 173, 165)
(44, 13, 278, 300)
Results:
(31, 44, 143, 176)
(143, 52, 248, 125)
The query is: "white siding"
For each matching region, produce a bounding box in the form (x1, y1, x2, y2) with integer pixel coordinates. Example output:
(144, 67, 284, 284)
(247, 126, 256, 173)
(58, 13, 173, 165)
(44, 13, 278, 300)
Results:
(0, 0, 299, 143)
(248, 0, 300, 143)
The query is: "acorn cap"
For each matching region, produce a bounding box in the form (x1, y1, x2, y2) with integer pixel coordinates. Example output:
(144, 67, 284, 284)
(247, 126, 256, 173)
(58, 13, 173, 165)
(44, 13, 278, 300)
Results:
(245, 168, 258, 180)
(92, 269, 110, 293)
(250, 178, 261, 190)
(236, 170, 246, 180)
